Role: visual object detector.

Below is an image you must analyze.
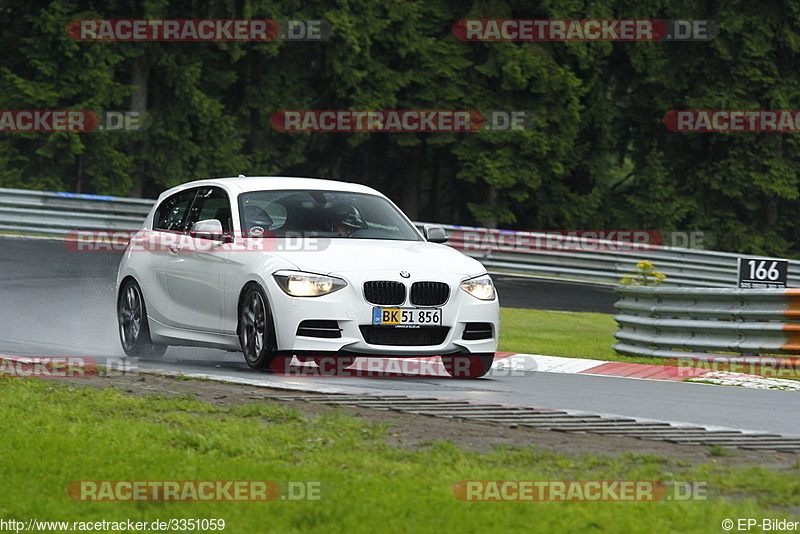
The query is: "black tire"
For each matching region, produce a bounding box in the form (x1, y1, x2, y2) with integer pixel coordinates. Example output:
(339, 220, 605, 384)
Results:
(239, 284, 277, 370)
(117, 279, 167, 358)
(441, 353, 494, 378)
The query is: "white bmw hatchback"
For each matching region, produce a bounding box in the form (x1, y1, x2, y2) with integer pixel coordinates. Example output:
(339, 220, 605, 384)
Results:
(116, 176, 499, 377)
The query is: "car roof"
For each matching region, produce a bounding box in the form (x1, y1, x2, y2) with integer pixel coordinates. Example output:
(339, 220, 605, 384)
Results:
(162, 176, 383, 198)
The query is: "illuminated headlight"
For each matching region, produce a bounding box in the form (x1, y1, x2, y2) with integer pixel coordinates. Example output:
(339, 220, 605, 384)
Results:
(460, 274, 496, 300)
(273, 271, 346, 297)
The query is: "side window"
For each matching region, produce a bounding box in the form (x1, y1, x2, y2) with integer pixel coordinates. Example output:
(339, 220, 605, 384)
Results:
(184, 187, 232, 233)
(154, 189, 197, 232)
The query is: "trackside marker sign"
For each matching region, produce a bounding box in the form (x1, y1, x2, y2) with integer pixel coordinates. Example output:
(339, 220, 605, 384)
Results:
(737, 257, 788, 289)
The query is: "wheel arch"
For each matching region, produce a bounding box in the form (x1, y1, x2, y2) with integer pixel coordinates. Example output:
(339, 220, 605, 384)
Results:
(236, 280, 280, 352)
(117, 275, 167, 358)
(117, 274, 139, 297)
(117, 275, 148, 314)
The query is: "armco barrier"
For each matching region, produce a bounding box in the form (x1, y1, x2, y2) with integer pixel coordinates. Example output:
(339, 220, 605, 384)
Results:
(613, 286, 800, 359)
(1, 187, 798, 287)
(421, 224, 800, 288)
(0, 187, 151, 234)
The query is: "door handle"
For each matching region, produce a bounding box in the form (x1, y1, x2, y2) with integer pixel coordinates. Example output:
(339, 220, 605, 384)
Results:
(169, 243, 182, 253)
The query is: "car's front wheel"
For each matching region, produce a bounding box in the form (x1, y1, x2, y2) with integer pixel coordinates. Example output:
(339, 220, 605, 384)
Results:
(239, 284, 277, 370)
(117, 279, 167, 358)
(441, 353, 494, 378)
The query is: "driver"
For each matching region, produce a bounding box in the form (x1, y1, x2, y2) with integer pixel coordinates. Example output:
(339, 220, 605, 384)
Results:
(329, 203, 365, 237)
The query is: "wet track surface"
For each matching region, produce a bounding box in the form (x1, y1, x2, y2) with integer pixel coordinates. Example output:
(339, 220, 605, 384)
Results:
(1, 235, 798, 437)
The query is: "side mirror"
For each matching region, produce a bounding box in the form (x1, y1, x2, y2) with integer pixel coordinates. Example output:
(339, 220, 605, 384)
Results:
(191, 219, 224, 240)
(423, 224, 448, 243)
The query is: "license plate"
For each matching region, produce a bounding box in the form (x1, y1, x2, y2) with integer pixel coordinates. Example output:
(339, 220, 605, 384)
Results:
(372, 308, 441, 326)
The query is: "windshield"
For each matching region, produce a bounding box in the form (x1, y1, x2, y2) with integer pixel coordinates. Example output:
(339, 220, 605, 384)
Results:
(238, 190, 423, 241)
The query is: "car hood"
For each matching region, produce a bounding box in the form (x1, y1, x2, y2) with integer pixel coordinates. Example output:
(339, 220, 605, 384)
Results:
(264, 238, 487, 277)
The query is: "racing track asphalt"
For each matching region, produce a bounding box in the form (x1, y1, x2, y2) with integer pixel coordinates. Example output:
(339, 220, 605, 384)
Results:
(0, 235, 798, 437)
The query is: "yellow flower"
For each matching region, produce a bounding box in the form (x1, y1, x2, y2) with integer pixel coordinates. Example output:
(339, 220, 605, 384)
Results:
(621, 260, 667, 286)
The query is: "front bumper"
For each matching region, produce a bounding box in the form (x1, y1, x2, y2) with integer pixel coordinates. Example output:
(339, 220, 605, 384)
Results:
(267, 272, 500, 356)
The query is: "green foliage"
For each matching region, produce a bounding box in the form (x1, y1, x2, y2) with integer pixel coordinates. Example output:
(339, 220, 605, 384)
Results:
(2, 0, 800, 255)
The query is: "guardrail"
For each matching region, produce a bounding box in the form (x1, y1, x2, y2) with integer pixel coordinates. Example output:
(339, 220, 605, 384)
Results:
(1, 186, 798, 287)
(613, 286, 800, 359)
(0, 187, 152, 235)
(429, 224, 800, 287)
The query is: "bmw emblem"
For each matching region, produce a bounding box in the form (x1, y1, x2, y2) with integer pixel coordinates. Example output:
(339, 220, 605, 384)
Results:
(400, 271, 411, 278)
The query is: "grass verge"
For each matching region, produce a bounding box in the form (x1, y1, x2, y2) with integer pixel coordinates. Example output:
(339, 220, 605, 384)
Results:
(499, 308, 800, 381)
(0, 379, 798, 533)
(499, 308, 620, 361)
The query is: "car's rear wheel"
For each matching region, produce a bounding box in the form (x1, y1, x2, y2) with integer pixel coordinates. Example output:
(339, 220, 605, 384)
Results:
(117, 279, 167, 358)
(441, 353, 494, 378)
(239, 284, 277, 370)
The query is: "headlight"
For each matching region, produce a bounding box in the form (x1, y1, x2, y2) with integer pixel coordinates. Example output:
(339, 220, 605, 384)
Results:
(273, 270, 347, 297)
(460, 274, 496, 300)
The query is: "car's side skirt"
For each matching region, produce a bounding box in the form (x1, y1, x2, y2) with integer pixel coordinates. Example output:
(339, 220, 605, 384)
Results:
(148, 317, 241, 351)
